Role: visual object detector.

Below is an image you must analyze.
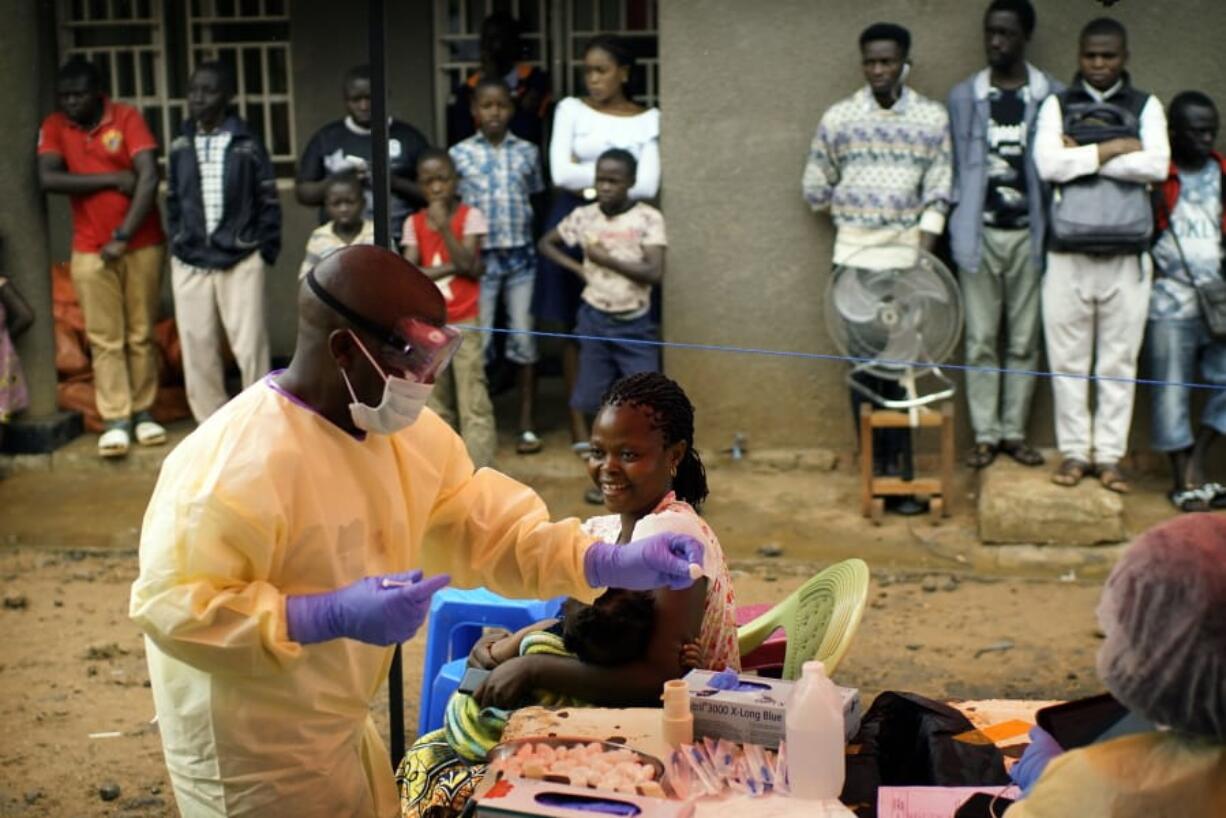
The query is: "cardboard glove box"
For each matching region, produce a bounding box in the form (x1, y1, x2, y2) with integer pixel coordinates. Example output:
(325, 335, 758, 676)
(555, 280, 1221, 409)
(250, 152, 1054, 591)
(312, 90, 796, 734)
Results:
(682, 670, 862, 748)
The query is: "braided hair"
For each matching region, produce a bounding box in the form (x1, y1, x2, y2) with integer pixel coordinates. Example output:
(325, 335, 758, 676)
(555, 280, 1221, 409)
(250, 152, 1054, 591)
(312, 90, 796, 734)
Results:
(600, 372, 709, 509)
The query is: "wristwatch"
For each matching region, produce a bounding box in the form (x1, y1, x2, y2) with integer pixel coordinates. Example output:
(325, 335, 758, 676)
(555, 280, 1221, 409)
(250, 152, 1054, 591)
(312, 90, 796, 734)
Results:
(112, 228, 130, 242)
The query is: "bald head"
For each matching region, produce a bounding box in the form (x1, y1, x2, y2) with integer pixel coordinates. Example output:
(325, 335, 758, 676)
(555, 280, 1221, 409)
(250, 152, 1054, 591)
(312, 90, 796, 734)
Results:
(305, 245, 445, 334)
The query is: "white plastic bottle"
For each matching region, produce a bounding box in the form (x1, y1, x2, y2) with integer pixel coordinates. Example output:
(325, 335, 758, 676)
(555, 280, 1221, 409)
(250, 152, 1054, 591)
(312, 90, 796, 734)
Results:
(784, 660, 845, 800)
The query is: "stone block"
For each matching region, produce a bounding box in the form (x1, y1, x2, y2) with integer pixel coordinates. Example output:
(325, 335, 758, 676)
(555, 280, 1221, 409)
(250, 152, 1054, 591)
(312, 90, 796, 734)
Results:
(978, 459, 1126, 546)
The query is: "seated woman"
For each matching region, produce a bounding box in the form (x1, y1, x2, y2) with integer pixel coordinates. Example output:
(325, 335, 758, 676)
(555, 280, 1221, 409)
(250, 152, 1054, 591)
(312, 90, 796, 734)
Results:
(1005, 513, 1226, 817)
(400, 372, 739, 817)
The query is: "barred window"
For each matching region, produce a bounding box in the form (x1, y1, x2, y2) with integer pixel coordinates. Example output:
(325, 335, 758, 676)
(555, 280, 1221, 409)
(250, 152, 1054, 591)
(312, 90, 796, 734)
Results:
(431, 0, 658, 146)
(568, 0, 659, 109)
(58, 0, 296, 172)
(432, 0, 550, 146)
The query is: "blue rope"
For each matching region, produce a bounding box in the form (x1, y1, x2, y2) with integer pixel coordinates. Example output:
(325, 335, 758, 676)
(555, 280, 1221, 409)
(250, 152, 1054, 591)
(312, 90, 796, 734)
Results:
(454, 323, 1226, 393)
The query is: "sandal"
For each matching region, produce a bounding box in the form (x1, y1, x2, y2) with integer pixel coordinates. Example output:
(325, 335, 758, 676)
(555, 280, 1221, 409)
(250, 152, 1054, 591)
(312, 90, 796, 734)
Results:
(516, 431, 543, 455)
(965, 442, 998, 469)
(1051, 458, 1090, 487)
(1097, 463, 1130, 494)
(1169, 486, 1212, 512)
(1000, 439, 1045, 467)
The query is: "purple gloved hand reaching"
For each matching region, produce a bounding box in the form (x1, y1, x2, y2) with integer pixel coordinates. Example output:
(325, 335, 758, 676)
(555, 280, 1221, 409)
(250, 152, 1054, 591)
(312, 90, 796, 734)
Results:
(286, 570, 450, 646)
(584, 533, 704, 591)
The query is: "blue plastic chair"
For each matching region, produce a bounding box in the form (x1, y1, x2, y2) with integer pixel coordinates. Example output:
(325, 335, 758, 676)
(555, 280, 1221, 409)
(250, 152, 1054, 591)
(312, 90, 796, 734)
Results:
(417, 588, 563, 735)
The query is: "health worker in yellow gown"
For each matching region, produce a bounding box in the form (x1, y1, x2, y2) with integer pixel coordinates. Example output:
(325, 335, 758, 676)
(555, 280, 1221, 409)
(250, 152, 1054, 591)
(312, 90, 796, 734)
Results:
(129, 245, 704, 818)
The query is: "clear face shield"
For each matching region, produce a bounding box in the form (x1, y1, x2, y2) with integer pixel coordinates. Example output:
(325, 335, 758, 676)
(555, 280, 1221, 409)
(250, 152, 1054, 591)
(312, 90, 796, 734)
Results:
(305, 269, 462, 384)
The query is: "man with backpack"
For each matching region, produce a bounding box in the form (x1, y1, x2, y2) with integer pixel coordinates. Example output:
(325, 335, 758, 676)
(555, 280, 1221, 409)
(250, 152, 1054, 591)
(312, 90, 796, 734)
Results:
(1034, 17, 1169, 493)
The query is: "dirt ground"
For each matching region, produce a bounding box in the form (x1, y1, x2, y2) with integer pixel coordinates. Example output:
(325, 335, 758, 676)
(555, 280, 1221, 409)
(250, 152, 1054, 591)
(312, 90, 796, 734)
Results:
(0, 546, 1108, 817)
(0, 381, 1196, 817)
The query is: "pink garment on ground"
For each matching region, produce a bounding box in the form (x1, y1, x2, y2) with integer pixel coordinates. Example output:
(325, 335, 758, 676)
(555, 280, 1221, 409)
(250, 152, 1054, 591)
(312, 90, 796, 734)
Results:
(0, 279, 29, 423)
(582, 491, 741, 672)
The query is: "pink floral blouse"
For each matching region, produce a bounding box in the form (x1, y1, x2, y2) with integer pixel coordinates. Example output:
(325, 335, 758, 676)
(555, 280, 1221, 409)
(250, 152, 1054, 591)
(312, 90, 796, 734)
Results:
(582, 492, 740, 672)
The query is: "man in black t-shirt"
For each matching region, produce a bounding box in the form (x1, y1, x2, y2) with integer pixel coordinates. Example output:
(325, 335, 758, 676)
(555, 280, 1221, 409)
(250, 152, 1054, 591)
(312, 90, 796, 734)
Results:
(295, 65, 429, 243)
(947, 0, 1062, 471)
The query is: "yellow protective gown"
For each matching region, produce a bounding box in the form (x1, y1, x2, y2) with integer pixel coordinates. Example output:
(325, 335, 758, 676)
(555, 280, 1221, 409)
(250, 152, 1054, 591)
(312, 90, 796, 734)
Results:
(130, 381, 599, 817)
(1003, 732, 1226, 818)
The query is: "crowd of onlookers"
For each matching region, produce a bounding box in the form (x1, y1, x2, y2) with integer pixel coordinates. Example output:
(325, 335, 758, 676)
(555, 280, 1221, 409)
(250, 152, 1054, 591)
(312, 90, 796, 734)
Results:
(3, 1, 1223, 512)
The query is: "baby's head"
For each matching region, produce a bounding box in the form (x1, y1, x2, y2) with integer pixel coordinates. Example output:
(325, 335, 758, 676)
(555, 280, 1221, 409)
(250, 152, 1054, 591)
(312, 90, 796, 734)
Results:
(562, 590, 655, 666)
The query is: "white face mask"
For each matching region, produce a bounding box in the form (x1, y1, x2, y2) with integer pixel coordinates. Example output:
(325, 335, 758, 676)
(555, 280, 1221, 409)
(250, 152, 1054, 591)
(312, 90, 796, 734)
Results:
(339, 331, 434, 435)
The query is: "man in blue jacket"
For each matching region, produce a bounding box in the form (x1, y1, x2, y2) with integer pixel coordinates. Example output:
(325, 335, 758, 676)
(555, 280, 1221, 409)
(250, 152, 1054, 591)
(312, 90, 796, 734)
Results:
(167, 62, 280, 422)
(947, 0, 1060, 470)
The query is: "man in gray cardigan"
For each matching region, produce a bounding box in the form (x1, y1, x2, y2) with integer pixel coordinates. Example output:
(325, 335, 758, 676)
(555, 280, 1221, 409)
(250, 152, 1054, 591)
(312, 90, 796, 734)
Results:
(947, 0, 1061, 469)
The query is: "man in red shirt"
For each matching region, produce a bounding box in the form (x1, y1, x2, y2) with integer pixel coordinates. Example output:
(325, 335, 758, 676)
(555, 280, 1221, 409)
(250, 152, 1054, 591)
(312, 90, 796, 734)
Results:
(38, 58, 168, 458)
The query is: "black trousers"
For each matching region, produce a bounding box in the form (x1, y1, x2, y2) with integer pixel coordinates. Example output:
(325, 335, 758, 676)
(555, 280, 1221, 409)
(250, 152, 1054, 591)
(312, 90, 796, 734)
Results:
(850, 372, 914, 480)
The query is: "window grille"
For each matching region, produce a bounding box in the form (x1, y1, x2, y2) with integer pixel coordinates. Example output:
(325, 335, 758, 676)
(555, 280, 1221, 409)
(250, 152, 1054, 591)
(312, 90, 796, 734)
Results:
(432, 0, 550, 146)
(566, 0, 658, 109)
(58, 0, 296, 170)
(431, 0, 658, 146)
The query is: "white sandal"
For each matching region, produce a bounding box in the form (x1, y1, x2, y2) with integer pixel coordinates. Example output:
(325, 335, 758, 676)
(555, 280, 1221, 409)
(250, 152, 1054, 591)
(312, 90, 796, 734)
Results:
(134, 418, 167, 446)
(98, 427, 130, 458)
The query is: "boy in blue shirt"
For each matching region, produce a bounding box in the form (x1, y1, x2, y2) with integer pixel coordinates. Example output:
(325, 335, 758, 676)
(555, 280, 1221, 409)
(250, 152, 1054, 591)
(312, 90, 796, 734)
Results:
(450, 79, 546, 454)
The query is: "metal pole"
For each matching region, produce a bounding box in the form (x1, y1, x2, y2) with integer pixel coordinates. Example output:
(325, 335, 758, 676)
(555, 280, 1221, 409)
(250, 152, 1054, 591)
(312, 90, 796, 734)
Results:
(370, 0, 390, 250)
(369, 0, 404, 769)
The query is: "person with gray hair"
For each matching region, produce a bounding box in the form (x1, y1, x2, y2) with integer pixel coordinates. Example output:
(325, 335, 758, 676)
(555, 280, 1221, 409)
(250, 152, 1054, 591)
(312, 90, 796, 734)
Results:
(1005, 512, 1226, 817)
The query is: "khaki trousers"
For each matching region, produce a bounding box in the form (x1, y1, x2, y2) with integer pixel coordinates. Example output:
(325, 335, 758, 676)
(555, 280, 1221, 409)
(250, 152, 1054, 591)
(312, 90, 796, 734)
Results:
(1042, 251, 1152, 464)
(428, 328, 496, 468)
(70, 244, 164, 421)
(171, 252, 271, 421)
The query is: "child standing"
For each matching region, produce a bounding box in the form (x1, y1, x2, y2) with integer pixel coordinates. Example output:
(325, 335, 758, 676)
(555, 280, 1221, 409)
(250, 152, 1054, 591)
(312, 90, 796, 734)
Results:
(538, 148, 667, 500)
(402, 149, 497, 468)
(450, 79, 546, 454)
(0, 271, 34, 455)
(299, 172, 375, 279)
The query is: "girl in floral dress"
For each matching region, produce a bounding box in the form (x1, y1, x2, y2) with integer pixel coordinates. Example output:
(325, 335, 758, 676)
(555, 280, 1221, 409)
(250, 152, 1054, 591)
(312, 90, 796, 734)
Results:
(0, 273, 33, 455)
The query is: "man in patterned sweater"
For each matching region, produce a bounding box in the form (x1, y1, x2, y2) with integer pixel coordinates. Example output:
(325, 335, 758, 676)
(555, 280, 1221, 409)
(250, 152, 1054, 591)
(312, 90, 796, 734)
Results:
(802, 22, 953, 514)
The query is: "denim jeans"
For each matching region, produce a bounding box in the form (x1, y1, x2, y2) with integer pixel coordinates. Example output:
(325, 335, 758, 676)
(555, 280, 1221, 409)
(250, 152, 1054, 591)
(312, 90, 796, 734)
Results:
(1145, 317, 1226, 452)
(478, 246, 538, 365)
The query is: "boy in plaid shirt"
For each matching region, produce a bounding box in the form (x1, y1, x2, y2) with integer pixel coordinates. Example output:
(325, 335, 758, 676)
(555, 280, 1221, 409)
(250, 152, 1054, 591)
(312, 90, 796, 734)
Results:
(450, 78, 546, 453)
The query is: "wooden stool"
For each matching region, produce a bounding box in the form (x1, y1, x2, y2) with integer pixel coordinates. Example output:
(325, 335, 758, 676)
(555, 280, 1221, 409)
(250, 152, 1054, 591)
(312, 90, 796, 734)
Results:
(859, 402, 954, 524)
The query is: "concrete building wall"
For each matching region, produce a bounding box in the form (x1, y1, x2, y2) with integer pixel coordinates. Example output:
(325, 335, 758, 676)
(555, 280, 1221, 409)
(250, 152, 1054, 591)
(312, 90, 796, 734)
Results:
(659, 0, 1226, 455)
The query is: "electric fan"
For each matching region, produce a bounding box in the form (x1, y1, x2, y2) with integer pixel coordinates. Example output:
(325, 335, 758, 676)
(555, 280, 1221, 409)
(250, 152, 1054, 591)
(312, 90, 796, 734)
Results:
(825, 245, 963, 412)
(823, 244, 964, 522)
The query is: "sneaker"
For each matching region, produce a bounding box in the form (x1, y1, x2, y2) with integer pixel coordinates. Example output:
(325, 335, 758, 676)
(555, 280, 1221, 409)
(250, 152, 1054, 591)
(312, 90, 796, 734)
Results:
(133, 411, 167, 446)
(98, 426, 131, 458)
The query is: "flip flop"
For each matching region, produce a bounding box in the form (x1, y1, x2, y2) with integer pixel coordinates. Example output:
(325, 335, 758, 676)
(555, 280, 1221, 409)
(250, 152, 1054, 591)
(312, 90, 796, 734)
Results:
(516, 431, 543, 455)
(1097, 463, 1130, 494)
(1051, 458, 1089, 487)
(1000, 439, 1045, 467)
(965, 442, 997, 469)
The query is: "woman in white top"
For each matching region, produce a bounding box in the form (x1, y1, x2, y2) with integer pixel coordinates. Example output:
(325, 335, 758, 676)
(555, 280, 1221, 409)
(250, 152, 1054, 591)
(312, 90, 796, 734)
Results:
(532, 34, 661, 465)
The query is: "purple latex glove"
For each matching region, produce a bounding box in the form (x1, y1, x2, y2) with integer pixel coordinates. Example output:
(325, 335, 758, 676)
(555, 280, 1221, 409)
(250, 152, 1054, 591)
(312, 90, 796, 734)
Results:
(707, 668, 770, 692)
(286, 570, 450, 646)
(583, 533, 704, 591)
(707, 668, 742, 690)
(1010, 725, 1063, 795)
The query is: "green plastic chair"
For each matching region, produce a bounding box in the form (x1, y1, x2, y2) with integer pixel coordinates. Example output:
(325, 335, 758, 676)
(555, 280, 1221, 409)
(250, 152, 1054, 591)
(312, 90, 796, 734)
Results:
(736, 558, 870, 680)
